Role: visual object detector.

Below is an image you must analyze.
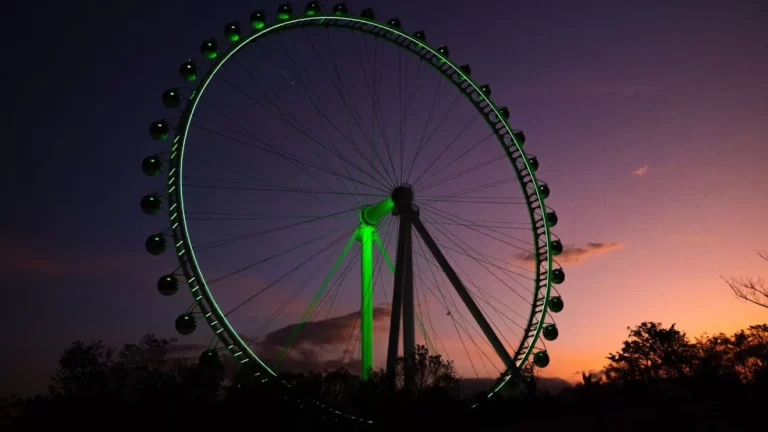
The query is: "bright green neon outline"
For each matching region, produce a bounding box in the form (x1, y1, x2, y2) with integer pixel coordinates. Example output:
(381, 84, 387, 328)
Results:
(167, 13, 554, 397)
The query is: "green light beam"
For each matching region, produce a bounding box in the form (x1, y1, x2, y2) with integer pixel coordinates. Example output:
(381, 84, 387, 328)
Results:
(276, 231, 357, 367)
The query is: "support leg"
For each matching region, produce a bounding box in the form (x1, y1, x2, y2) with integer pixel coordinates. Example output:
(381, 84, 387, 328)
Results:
(358, 225, 374, 381)
(385, 214, 409, 386)
(402, 222, 416, 394)
(411, 215, 515, 371)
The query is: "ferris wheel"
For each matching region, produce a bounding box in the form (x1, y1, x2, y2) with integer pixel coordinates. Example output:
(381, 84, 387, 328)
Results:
(141, 1, 565, 414)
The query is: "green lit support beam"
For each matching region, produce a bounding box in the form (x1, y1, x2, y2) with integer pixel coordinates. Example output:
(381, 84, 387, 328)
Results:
(357, 197, 394, 381)
(357, 224, 375, 380)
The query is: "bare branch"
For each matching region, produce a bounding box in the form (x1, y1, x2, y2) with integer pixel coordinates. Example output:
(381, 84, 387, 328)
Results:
(722, 250, 768, 309)
(722, 276, 768, 309)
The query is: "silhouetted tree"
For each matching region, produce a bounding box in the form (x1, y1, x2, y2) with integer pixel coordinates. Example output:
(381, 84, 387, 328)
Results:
(578, 371, 602, 388)
(605, 322, 694, 384)
(48, 339, 115, 400)
(408, 344, 460, 399)
(723, 250, 768, 308)
(730, 324, 768, 386)
(8, 324, 767, 431)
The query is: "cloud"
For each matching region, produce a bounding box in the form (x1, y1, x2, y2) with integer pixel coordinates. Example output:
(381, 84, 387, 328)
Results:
(174, 305, 393, 375)
(255, 305, 392, 373)
(263, 305, 391, 348)
(632, 165, 649, 176)
(520, 242, 624, 266)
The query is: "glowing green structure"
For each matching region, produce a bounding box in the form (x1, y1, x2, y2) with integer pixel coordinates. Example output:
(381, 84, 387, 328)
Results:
(140, 2, 566, 423)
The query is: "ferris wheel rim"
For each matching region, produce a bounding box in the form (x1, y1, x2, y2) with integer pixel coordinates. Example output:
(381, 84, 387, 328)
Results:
(160, 11, 556, 400)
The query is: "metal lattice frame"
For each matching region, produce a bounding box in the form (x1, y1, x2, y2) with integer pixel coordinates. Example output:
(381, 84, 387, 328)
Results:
(159, 12, 558, 399)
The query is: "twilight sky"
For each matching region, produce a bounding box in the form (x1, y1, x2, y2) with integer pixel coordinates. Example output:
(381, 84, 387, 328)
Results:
(2, 0, 767, 396)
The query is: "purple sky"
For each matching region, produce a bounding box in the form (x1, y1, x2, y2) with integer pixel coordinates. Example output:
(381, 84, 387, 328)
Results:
(2, 0, 767, 395)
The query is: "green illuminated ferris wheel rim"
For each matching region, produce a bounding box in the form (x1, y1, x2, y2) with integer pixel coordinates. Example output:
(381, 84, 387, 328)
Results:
(161, 12, 560, 398)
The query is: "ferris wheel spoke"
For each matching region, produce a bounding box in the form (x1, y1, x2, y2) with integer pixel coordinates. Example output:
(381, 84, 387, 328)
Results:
(353, 34, 399, 187)
(205, 98, 266, 143)
(427, 221, 531, 232)
(415, 132, 496, 191)
(411, 214, 516, 370)
(328, 33, 397, 185)
(341, 313, 361, 365)
(274, 33, 397, 191)
(415, 282, 443, 358)
(185, 211, 358, 222)
(311, 30, 400, 190)
(225, 228, 354, 319)
(213, 79, 392, 193)
(373, 217, 396, 307)
(406, 89, 464, 185)
(230, 56, 288, 120)
(411, 250, 466, 370)
(420, 202, 533, 251)
(413, 238, 528, 331)
(276, 60, 393, 194)
(227, 54, 368, 208)
(412, 226, 490, 372)
(411, 240, 453, 360)
(421, 177, 520, 200)
(443, 296, 504, 376)
(275, 230, 358, 367)
(419, 154, 510, 193)
(182, 182, 384, 197)
(410, 232, 446, 359)
(447, 237, 533, 280)
(192, 108, 366, 207)
(404, 74, 444, 183)
(395, 57, 423, 184)
(429, 238, 534, 283)
(417, 265, 484, 378)
(183, 153, 349, 209)
(437, 238, 528, 339)
(421, 198, 526, 205)
(251, 241, 342, 341)
(414, 232, 524, 358)
(316, 247, 362, 323)
(422, 213, 534, 301)
(200, 143, 362, 208)
(191, 123, 390, 194)
(194, 207, 357, 254)
(410, 115, 479, 187)
(416, 225, 515, 377)
(206, 226, 352, 288)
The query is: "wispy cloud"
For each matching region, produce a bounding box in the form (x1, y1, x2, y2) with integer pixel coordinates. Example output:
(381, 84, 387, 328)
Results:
(182, 305, 395, 374)
(632, 165, 650, 176)
(262, 305, 391, 350)
(520, 242, 624, 265)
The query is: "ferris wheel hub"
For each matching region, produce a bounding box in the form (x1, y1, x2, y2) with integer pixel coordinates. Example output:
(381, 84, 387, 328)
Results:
(391, 184, 414, 208)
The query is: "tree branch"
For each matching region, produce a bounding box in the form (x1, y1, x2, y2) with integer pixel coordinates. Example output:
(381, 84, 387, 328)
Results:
(722, 250, 768, 309)
(722, 276, 768, 309)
